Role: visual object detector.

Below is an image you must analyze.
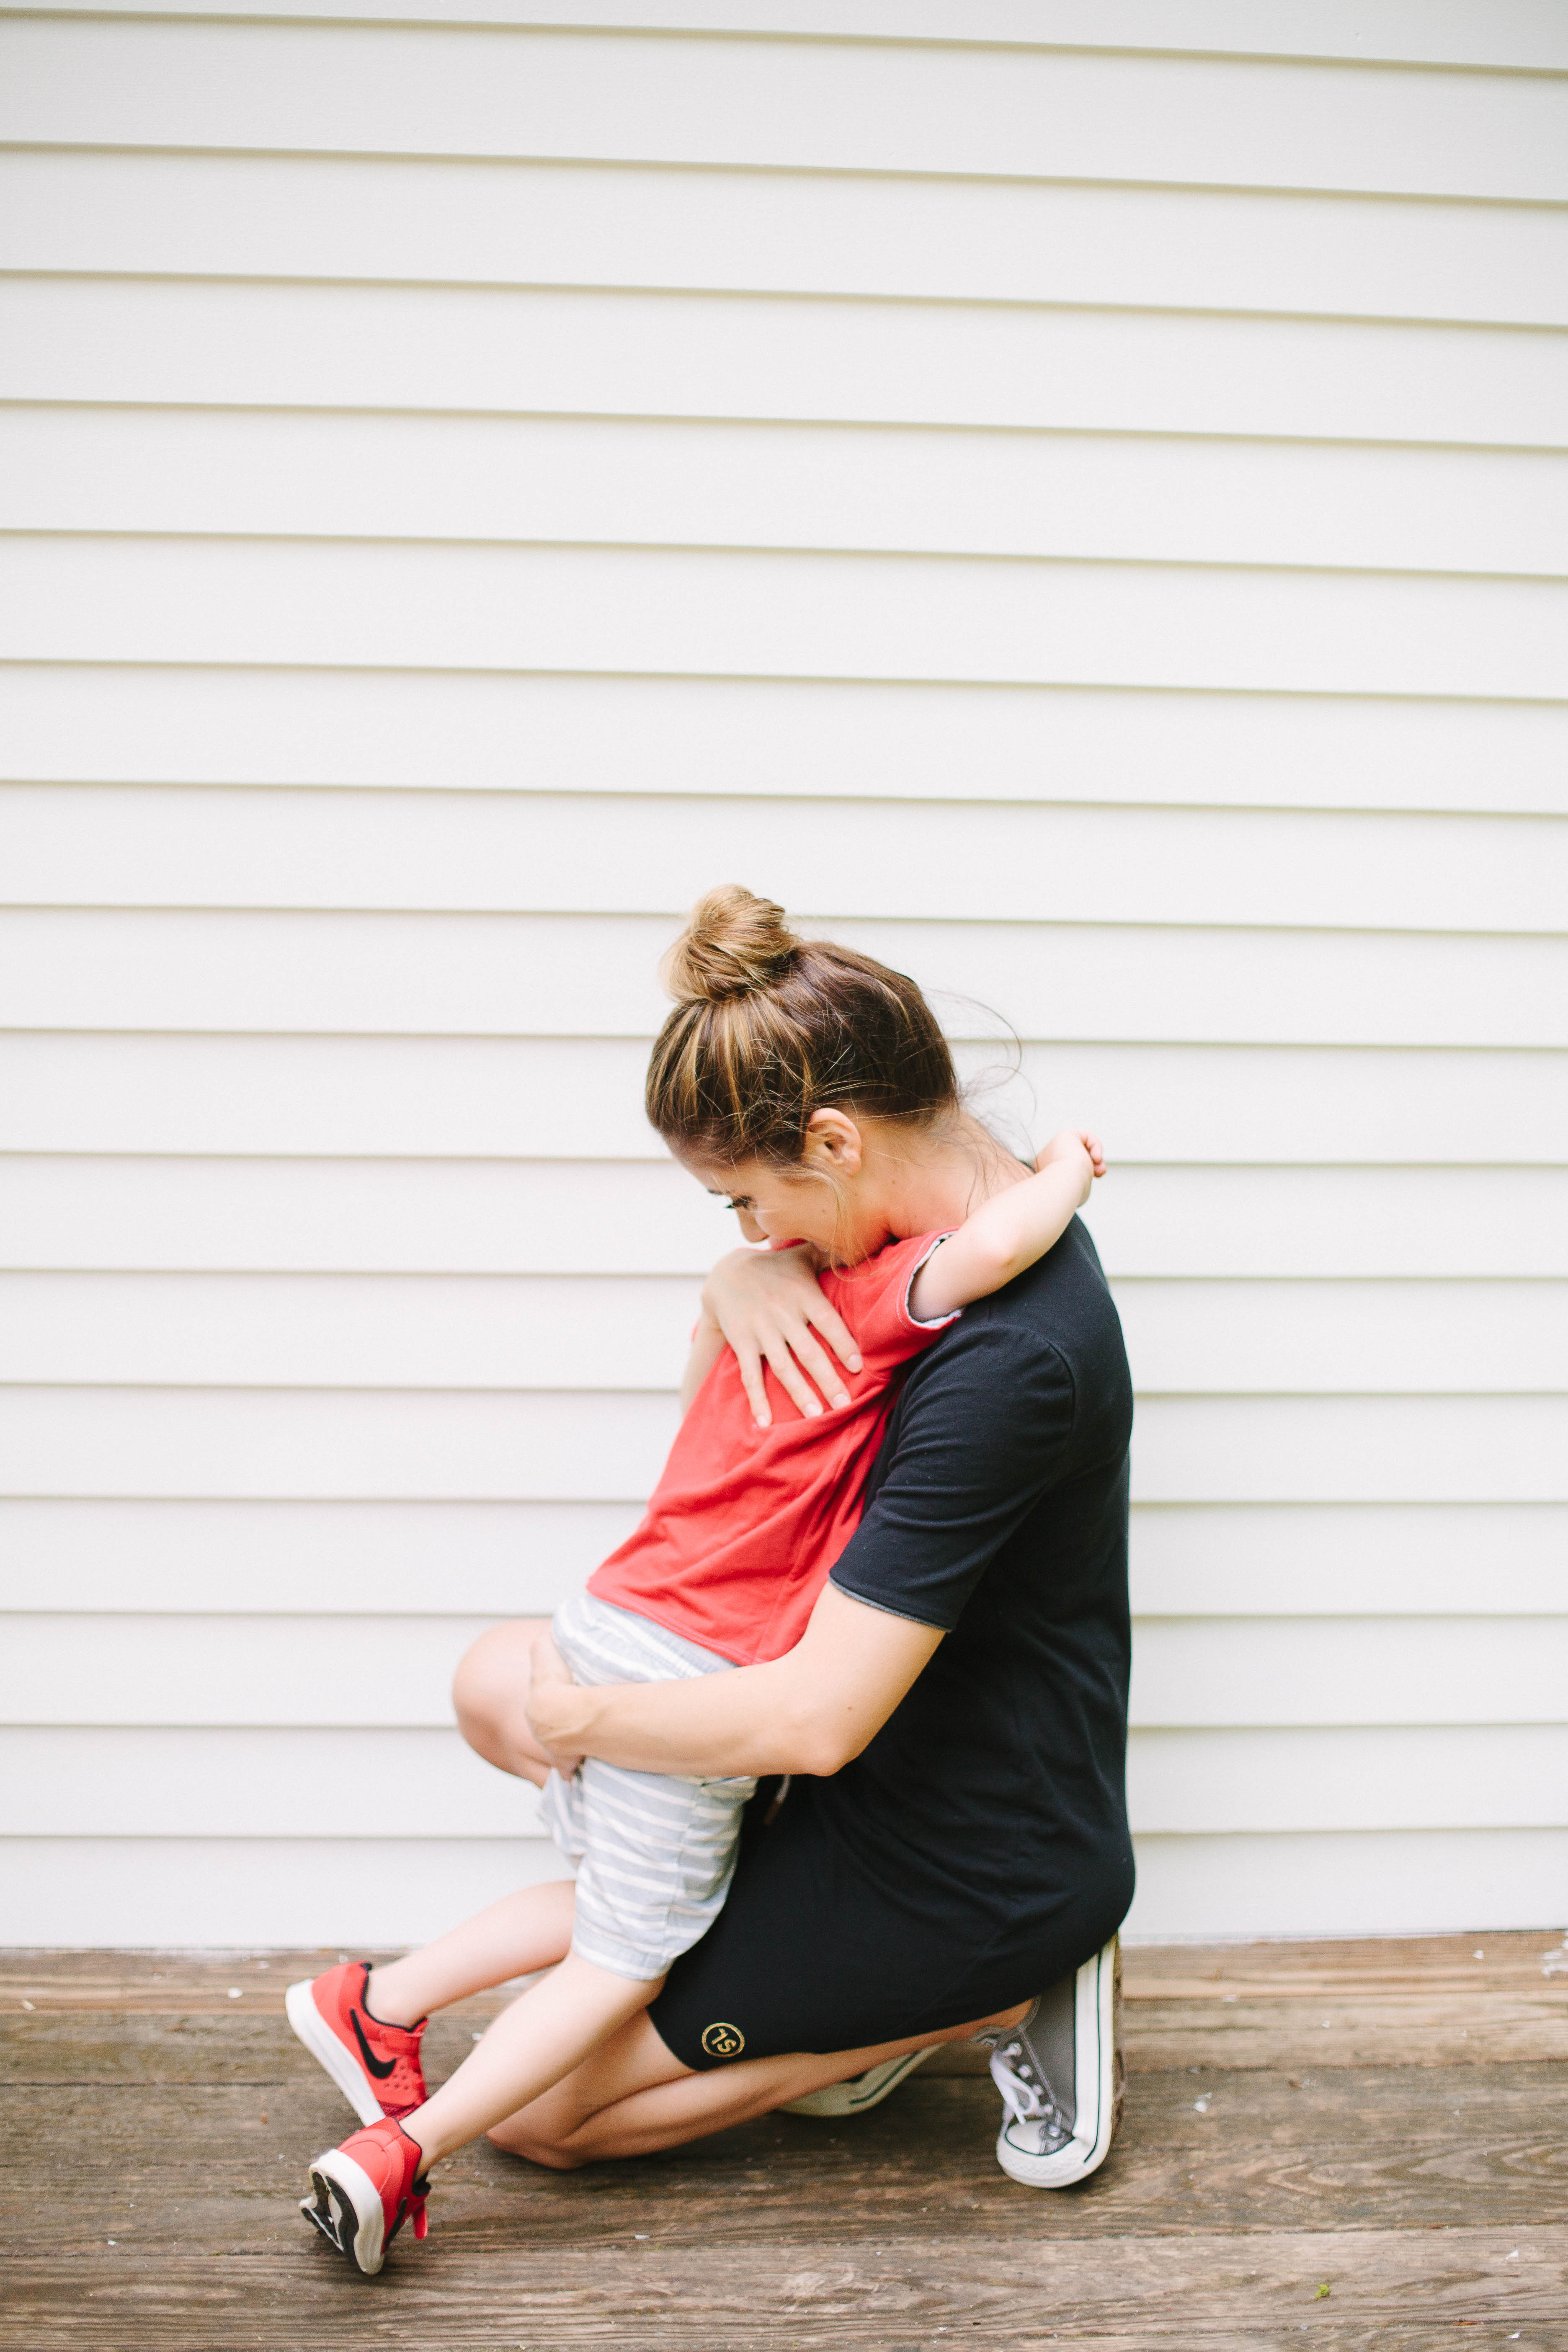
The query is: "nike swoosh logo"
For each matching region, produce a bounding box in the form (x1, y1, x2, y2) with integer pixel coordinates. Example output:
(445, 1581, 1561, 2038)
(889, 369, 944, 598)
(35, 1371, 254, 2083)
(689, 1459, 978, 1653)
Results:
(350, 2008, 398, 2080)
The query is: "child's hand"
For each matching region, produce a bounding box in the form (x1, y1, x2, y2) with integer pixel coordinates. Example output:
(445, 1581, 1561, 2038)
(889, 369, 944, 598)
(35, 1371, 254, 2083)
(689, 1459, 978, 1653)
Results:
(1041, 1127, 1106, 1188)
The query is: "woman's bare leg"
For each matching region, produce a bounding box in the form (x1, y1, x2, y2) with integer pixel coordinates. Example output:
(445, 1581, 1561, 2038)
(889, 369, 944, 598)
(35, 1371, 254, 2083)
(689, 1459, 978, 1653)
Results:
(490, 2000, 1032, 2169)
(451, 1617, 557, 1785)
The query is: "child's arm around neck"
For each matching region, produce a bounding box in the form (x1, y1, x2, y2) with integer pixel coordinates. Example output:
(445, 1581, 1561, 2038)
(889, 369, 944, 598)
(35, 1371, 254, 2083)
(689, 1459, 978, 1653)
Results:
(908, 1129, 1104, 1323)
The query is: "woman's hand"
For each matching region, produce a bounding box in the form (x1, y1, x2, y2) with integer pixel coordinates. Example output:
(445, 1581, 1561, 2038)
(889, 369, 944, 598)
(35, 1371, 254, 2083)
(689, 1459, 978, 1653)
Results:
(525, 1627, 590, 1773)
(701, 1244, 864, 1427)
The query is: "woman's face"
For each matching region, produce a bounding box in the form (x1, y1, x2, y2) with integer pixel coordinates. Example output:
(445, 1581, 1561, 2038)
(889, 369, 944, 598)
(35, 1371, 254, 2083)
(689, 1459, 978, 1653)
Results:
(681, 1111, 887, 1264)
(692, 1158, 840, 1252)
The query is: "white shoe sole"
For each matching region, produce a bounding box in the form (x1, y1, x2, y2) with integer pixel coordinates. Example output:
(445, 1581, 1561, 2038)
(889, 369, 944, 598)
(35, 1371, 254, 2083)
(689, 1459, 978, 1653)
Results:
(300, 2146, 387, 2275)
(994, 1937, 1119, 2190)
(286, 1977, 387, 2128)
(782, 2046, 935, 2117)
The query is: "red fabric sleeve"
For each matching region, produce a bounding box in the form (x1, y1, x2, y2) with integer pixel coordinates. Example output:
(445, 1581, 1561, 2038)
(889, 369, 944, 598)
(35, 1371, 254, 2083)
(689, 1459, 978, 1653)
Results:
(820, 1231, 959, 1379)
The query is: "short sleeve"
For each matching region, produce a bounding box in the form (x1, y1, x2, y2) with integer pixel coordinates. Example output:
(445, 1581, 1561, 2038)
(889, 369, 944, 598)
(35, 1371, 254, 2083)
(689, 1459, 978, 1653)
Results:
(828, 1302, 1078, 1632)
(824, 1231, 958, 1381)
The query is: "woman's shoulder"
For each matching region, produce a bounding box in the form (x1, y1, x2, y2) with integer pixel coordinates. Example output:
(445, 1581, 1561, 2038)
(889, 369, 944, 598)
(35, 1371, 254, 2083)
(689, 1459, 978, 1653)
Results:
(894, 1221, 1131, 1456)
(935, 1218, 1122, 1369)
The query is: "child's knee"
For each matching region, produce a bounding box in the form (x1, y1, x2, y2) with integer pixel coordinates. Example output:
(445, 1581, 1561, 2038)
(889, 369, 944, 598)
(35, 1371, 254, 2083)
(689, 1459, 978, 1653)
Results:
(451, 1635, 490, 1726)
(451, 1622, 534, 1749)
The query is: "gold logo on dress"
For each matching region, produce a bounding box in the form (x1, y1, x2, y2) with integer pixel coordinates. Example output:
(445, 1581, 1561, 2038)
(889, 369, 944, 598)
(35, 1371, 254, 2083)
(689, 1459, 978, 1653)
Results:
(700, 2021, 745, 2059)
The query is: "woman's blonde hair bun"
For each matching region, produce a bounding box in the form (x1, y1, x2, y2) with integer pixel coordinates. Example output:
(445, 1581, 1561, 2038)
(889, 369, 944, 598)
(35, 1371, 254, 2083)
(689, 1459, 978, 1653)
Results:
(663, 885, 801, 1005)
(647, 883, 957, 1168)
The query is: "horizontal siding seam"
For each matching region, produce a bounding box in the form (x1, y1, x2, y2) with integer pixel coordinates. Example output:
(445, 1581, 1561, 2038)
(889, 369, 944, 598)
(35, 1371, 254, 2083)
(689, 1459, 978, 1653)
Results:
(19, 900, 1562, 923)
(8, 12, 1568, 80)
(0, 1153, 1560, 1173)
(12, 524, 1568, 590)
(7, 659, 1568, 709)
(1131, 1618, 1568, 1633)
(14, 268, 1568, 340)
(1134, 1388, 1568, 1401)
(0, 1826, 538, 1840)
(8, 912, 1568, 941)
(4, 1608, 1558, 1621)
(10, 135, 1568, 214)
(4, 1382, 1565, 1400)
(0, 1496, 1548, 1507)
(9, 776, 1568, 824)
(2, 1271, 1563, 1290)
(2, 1268, 1564, 1283)
(0, 1265, 699, 1282)
(7, 1032, 1568, 1052)
(1134, 1820, 1568, 1836)
(7, 1614, 1564, 1633)
(0, 1490, 659, 1501)
(6, 400, 1568, 464)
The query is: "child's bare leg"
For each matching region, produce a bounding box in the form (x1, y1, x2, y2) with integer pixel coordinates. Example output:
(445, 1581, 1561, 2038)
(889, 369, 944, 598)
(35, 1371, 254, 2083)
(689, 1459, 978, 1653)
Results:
(402, 1952, 661, 2167)
(365, 1609, 583, 2027)
(365, 1878, 576, 2027)
(451, 1617, 559, 1785)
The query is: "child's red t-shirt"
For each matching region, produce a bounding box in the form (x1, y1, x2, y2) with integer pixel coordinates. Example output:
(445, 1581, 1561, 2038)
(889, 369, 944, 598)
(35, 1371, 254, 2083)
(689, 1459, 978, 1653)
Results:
(587, 1230, 956, 1665)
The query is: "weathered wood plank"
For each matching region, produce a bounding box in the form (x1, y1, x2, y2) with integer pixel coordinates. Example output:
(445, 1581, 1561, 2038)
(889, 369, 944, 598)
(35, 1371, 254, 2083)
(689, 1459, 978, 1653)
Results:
(1118, 1929, 1568, 2069)
(1124, 1928, 1568, 1997)
(1121, 1990, 1568, 2070)
(10, 1935, 1565, 2067)
(0, 2007, 503, 2086)
(3, 2057, 1562, 2246)
(0, 1950, 370, 2014)
(1, 2227, 1561, 2351)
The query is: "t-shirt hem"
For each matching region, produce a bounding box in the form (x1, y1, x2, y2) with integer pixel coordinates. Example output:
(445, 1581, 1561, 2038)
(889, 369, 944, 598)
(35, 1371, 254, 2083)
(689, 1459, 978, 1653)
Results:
(583, 1576, 760, 1668)
(826, 1571, 953, 1635)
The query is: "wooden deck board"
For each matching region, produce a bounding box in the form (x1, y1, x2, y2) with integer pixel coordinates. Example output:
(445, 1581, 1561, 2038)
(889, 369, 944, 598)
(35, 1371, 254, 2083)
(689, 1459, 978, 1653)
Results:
(1, 2229, 1561, 2350)
(3, 1935, 1565, 2347)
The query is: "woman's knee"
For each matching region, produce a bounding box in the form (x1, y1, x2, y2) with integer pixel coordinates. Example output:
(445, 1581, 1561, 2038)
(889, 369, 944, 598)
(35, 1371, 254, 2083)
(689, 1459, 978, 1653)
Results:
(486, 2115, 588, 2171)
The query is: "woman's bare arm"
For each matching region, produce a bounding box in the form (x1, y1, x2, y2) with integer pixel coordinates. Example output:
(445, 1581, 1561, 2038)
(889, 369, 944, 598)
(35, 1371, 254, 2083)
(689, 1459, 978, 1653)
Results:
(526, 1581, 942, 1782)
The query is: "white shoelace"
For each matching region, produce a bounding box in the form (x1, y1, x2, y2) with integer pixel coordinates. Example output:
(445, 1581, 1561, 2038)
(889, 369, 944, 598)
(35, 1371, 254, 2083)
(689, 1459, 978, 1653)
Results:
(988, 2040, 1070, 2140)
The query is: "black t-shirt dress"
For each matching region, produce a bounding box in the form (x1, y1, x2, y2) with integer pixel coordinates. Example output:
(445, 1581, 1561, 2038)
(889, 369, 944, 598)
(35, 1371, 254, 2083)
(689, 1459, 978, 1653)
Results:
(648, 1213, 1137, 2069)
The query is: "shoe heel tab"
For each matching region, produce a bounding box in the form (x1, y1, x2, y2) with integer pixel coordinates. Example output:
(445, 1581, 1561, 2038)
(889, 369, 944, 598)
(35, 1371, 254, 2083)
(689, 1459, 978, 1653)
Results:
(969, 1993, 1040, 2050)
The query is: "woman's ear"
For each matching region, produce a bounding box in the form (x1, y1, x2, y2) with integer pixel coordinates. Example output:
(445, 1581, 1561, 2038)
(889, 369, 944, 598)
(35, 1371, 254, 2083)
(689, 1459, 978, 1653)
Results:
(803, 1107, 864, 1177)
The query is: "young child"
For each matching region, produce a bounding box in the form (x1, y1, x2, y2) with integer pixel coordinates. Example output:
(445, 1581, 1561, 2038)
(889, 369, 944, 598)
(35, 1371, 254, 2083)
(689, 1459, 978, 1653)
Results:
(289, 889, 1105, 2274)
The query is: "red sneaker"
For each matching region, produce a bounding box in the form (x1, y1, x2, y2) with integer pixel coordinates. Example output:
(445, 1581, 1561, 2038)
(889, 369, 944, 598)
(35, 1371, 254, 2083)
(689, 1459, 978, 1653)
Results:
(299, 2116, 429, 2276)
(286, 1960, 428, 2125)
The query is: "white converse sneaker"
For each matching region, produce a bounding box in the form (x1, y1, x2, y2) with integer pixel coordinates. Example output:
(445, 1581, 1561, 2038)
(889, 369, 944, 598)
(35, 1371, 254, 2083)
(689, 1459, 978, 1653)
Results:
(973, 1934, 1123, 2188)
(781, 2046, 936, 2117)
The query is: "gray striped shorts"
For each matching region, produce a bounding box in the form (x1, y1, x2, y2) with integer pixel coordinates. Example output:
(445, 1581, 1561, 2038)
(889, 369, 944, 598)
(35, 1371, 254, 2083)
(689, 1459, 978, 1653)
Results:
(537, 1589, 758, 1981)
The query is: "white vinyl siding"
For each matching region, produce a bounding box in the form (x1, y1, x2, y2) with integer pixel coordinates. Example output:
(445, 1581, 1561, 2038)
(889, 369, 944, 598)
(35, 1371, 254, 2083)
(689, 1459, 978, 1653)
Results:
(1, 0, 1563, 1947)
